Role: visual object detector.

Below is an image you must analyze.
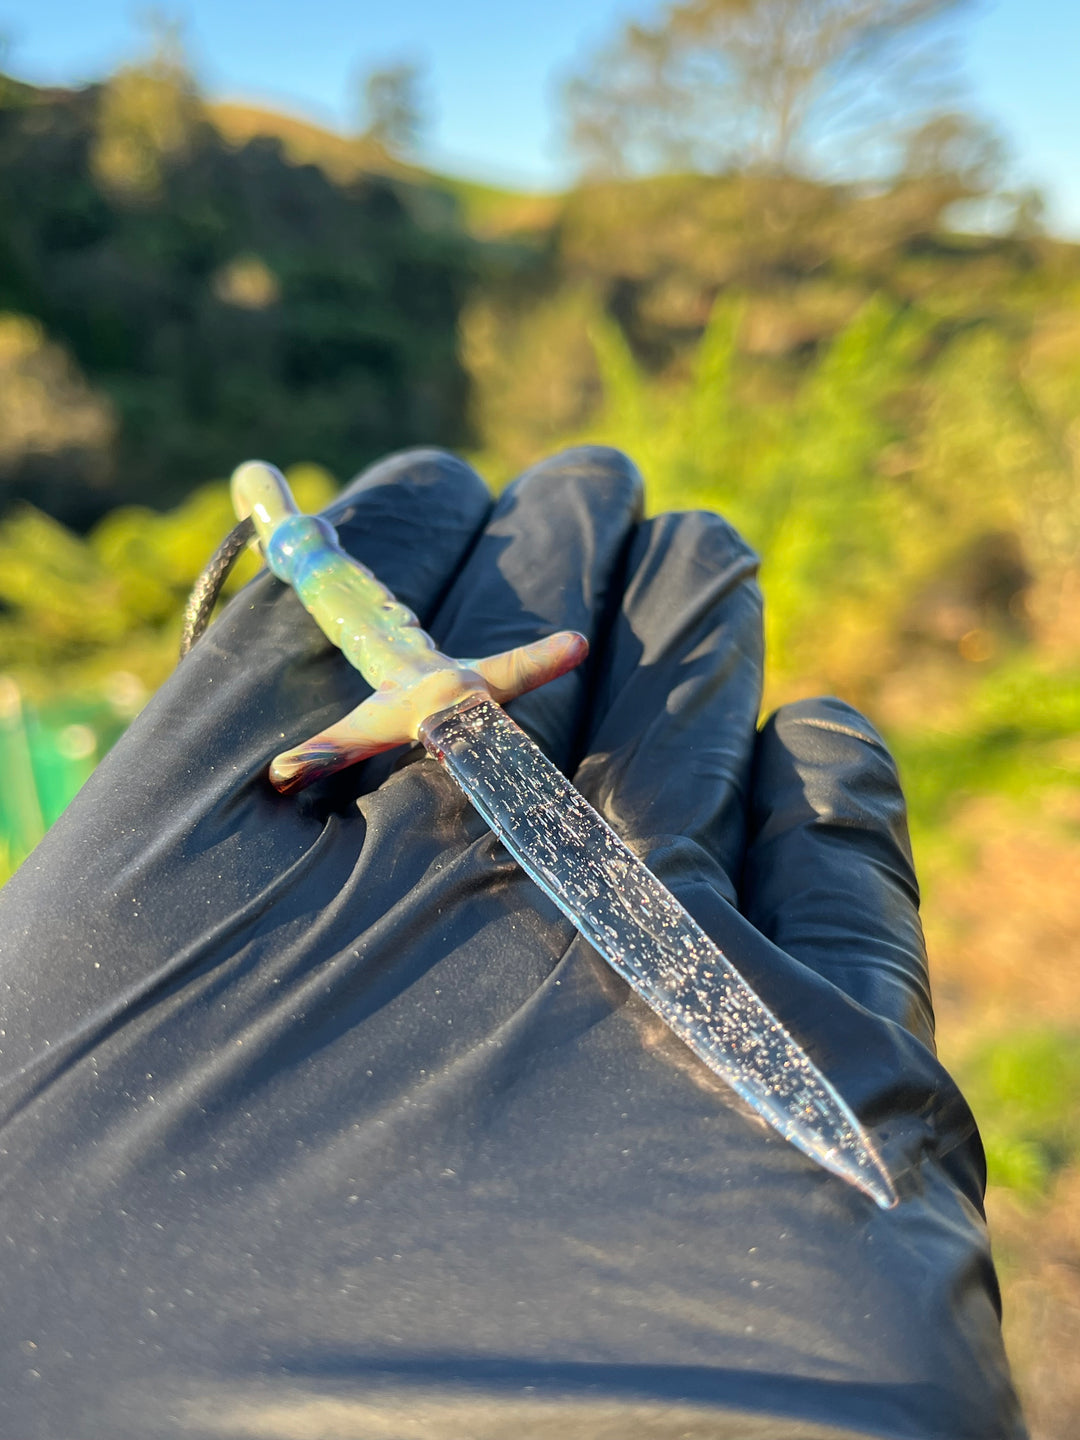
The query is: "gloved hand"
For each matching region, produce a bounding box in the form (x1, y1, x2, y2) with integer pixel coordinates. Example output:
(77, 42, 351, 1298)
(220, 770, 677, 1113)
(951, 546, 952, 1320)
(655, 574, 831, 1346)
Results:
(0, 447, 1025, 1439)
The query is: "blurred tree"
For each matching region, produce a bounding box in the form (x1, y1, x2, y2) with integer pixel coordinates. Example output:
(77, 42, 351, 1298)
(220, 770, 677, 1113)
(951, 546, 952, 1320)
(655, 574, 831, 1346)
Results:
(899, 109, 1004, 191)
(564, 0, 970, 178)
(357, 62, 427, 156)
(889, 107, 1014, 230)
(91, 16, 205, 201)
(0, 29, 29, 109)
(0, 314, 116, 514)
(1008, 186, 1045, 239)
(0, 67, 473, 526)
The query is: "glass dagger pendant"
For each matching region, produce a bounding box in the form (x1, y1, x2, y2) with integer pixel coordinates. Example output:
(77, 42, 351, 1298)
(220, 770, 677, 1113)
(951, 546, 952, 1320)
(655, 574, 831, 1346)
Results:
(227, 460, 897, 1209)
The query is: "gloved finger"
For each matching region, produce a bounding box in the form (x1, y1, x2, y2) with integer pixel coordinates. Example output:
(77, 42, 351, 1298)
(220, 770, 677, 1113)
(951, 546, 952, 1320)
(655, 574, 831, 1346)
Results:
(575, 507, 763, 903)
(741, 697, 935, 1047)
(0, 449, 492, 1074)
(329, 448, 493, 618)
(429, 445, 644, 773)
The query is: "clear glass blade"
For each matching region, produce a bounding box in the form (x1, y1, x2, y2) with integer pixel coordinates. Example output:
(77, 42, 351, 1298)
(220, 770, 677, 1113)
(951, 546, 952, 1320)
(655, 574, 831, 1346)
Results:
(421, 697, 896, 1210)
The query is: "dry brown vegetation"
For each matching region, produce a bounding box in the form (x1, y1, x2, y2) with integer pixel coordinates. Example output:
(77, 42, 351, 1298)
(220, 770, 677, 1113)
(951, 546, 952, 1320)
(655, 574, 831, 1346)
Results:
(925, 802, 1080, 1437)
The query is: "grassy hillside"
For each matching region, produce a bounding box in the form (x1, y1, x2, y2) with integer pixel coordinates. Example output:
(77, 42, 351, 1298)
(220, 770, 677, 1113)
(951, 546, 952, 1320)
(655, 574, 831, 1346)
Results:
(209, 99, 563, 238)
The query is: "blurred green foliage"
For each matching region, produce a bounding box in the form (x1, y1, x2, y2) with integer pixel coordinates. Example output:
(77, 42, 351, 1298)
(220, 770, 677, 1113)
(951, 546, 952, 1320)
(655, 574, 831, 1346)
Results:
(957, 1030, 1080, 1198)
(0, 462, 335, 698)
(564, 290, 1076, 700)
(0, 57, 472, 527)
(1, 61, 1079, 938)
(0, 462, 335, 883)
(893, 659, 1080, 851)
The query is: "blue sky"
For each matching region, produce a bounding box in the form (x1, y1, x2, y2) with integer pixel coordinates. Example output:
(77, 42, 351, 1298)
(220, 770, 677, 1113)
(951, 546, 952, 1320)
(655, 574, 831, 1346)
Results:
(4, 0, 1078, 235)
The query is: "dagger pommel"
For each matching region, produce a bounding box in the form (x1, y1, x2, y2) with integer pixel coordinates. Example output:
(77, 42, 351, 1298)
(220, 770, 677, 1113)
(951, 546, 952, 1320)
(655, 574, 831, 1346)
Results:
(230, 461, 588, 791)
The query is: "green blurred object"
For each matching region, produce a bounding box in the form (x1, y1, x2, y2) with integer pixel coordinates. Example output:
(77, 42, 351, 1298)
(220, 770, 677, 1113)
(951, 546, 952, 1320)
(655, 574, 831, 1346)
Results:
(0, 677, 44, 863)
(0, 677, 128, 884)
(958, 1029, 1080, 1199)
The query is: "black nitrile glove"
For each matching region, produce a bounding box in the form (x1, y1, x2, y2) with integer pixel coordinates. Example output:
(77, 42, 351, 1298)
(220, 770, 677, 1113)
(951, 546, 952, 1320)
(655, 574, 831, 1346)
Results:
(0, 447, 1025, 1439)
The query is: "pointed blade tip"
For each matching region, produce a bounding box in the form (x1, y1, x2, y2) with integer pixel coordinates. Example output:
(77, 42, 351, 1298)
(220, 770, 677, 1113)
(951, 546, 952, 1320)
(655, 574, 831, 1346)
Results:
(827, 1147, 898, 1210)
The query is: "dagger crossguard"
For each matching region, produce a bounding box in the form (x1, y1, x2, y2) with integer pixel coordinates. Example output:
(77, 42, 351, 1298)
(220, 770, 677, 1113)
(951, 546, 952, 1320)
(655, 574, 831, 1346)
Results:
(231, 461, 589, 792)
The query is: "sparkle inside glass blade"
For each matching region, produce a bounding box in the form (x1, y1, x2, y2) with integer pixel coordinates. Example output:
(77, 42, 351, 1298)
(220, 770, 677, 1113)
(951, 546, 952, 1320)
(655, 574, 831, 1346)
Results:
(421, 695, 897, 1210)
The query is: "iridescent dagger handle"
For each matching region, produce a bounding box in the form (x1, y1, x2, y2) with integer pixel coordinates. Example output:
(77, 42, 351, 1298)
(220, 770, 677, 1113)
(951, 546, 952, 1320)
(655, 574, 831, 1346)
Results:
(231, 461, 589, 791)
